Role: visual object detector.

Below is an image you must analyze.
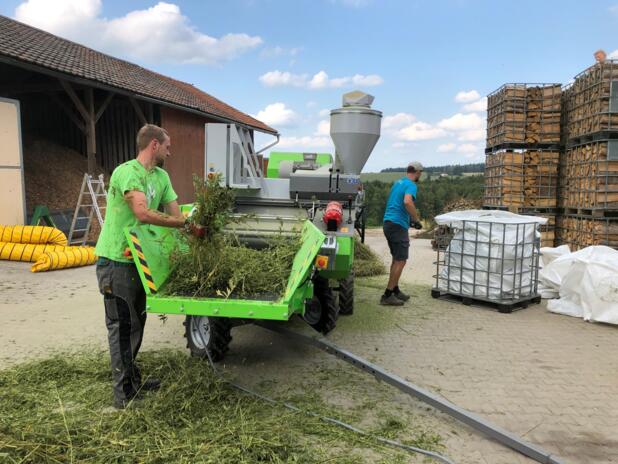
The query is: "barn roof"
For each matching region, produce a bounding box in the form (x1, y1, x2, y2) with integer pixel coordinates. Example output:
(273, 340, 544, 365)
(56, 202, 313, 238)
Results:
(0, 15, 277, 134)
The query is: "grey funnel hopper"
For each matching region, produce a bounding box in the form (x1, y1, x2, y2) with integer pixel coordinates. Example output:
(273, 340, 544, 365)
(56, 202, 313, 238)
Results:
(330, 91, 382, 175)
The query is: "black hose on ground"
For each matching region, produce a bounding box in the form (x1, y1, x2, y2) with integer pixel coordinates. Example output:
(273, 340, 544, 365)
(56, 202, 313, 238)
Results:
(194, 323, 456, 464)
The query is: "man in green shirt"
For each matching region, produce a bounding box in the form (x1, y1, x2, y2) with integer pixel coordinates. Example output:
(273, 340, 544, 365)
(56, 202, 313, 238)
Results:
(95, 124, 198, 409)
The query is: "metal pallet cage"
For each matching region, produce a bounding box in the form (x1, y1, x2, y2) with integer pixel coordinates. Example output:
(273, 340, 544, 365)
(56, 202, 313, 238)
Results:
(433, 217, 543, 311)
(486, 83, 562, 149)
(564, 60, 618, 141)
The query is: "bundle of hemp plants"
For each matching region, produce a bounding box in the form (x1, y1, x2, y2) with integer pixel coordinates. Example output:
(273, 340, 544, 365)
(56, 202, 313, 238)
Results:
(164, 174, 300, 300)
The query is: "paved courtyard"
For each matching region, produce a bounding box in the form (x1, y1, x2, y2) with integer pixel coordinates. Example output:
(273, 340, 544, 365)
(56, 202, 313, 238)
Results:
(1, 231, 617, 463)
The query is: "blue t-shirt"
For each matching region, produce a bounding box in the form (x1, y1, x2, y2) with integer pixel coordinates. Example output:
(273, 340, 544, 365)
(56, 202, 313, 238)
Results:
(383, 177, 417, 229)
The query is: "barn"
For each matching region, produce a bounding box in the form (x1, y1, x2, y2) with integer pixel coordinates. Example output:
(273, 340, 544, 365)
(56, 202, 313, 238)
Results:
(0, 15, 277, 227)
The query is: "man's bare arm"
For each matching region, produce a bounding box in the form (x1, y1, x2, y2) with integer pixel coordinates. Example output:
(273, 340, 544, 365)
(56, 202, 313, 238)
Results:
(404, 194, 420, 223)
(164, 200, 181, 218)
(124, 191, 185, 227)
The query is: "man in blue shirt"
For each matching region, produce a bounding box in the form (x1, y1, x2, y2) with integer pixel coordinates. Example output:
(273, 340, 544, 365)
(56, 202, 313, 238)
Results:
(381, 161, 423, 305)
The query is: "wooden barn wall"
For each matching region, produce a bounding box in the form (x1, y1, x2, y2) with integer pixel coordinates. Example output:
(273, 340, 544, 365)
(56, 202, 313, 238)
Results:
(19, 94, 86, 155)
(18, 93, 161, 174)
(96, 98, 142, 173)
(160, 106, 212, 203)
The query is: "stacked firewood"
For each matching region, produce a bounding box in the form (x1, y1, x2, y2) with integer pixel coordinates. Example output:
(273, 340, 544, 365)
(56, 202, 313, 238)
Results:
(484, 150, 559, 208)
(565, 61, 618, 138)
(561, 141, 618, 210)
(556, 215, 618, 250)
(486, 84, 561, 148)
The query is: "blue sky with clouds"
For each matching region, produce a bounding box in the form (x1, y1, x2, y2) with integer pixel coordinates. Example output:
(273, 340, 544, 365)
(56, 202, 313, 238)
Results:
(2, 0, 617, 171)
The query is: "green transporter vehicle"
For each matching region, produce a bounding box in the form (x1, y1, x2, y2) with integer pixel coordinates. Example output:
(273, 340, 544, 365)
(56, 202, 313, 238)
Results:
(125, 91, 382, 361)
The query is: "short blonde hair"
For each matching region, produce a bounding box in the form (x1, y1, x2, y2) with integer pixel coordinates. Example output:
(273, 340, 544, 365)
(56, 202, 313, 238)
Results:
(136, 124, 169, 151)
(594, 49, 607, 63)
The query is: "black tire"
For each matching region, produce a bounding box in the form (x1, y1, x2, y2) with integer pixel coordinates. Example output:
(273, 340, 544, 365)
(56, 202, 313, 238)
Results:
(338, 273, 354, 316)
(305, 275, 338, 335)
(184, 315, 232, 362)
(431, 289, 441, 299)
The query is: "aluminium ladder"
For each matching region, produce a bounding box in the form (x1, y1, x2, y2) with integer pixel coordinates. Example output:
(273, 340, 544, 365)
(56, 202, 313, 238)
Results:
(68, 173, 107, 245)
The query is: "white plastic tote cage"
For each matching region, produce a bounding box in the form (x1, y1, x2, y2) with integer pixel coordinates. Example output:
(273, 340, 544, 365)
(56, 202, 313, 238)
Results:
(432, 210, 547, 311)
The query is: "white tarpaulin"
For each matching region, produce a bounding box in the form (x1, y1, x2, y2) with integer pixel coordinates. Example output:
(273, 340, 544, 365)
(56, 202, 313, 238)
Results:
(435, 210, 546, 300)
(537, 245, 571, 299)
(543, 245, 618, 325)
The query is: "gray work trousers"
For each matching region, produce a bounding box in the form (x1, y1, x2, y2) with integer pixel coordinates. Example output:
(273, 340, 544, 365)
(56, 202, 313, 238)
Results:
(96, 258, 146, 402)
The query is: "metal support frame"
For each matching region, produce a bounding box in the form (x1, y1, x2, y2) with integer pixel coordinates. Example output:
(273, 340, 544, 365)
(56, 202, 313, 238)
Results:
(258, 323, 565, 464)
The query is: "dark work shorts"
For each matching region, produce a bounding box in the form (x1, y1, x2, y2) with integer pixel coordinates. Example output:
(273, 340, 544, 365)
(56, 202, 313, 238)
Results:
(383, 220, 409, 261)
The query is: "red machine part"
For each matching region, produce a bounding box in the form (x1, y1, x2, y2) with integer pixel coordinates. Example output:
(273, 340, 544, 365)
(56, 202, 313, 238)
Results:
(323, 201, 343, 230)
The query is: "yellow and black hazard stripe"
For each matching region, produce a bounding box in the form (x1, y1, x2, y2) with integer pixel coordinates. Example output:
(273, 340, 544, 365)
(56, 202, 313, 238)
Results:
(129, 232, 157, 294)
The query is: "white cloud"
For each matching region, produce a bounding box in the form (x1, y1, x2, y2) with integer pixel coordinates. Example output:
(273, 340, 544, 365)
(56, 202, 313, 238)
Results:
(438, 112, 485, 131)
(456, 143, 481, 154)
(382, 113, 417, 130)
(254, 103, 298, 127)
(396, 122, 447, 141)
(454, 90, 481, 103)
(610, 4, 618, 15)
(457, 129, 485, 142)
(277, 136, 332, 150)
(260, 46, 300, 59)
(437, 143, 456, 153)
(609, 49, 618, 59)
(462, 97, 487, 113)
(315, 120, 330, 136)
(437, 112, 486, 142)
(14, 0, 263, 64)
(259, 71, 307, 87)
(259, 69, 383, 89)
(318, 108, 330, 117)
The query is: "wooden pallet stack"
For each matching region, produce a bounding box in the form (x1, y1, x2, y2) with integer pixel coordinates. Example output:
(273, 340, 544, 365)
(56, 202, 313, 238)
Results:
(484, 150, 560, 208)
(485, 83, 562, 247)
(557, 60, 618, 250)
(486, 83, 561, 147)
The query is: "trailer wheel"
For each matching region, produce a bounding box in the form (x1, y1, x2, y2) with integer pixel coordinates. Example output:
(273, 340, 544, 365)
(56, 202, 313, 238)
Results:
(305, 276, 338, 335)
(184, 316, 232, 362)
(338, 273, 354, 316)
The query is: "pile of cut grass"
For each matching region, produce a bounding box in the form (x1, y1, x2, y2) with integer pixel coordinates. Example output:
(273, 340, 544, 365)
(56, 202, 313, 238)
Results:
(0, 350, 443, 463)
(165, 175, 301, 299)
(353, 239, 387, 277)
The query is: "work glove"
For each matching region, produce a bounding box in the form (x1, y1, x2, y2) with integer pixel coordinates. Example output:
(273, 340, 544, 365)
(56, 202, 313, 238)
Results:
(184, 220, 206, 238)
(411, 220, 423, 230)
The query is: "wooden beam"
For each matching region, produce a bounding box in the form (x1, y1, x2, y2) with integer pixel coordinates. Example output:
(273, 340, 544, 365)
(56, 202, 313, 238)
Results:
(86, 88, 96, 174)
(0, 82, 63, 94)
(129, 97, 147, 126)
(47, 93, 86, 133)
(146, 102, 154, 123)
(59, 79, 90, 122)
(95, 92, 114, 124)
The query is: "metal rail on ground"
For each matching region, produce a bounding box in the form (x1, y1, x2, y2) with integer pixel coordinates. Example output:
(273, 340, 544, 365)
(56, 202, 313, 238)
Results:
(258, 322, 566, 464)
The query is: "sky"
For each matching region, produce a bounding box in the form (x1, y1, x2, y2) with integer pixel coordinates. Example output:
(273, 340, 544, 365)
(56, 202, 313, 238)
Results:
(1, 0, 617, 172)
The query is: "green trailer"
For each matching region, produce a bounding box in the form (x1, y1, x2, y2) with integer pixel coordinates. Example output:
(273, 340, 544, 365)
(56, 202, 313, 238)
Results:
(124, 219, 345, 360)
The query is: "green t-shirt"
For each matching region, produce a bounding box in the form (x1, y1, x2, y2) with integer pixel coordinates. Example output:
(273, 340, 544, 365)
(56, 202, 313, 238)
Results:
(95, 159, 178, 262)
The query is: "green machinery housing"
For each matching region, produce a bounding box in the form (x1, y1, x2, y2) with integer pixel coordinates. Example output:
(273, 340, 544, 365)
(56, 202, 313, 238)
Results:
(125, 91, 382, 361)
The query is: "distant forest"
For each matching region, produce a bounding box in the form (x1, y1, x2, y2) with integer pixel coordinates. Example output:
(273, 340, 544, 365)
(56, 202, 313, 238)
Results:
(364, 164, 485, 226)
(381, 163, 485, 176)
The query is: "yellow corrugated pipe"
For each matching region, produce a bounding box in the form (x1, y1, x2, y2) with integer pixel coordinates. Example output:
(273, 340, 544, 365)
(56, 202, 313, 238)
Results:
(0, 225, 68, 246)
(31, 247, 96, 272)
(0, 241, 68, 262)
(0, 224, 97, 272)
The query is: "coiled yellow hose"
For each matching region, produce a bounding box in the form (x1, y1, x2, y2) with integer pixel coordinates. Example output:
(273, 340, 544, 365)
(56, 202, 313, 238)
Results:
(31, 247, 96, 272)
(0, 225, 96, 272)
(0, 225, 67, 246)
(0, 241, 67, 262)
